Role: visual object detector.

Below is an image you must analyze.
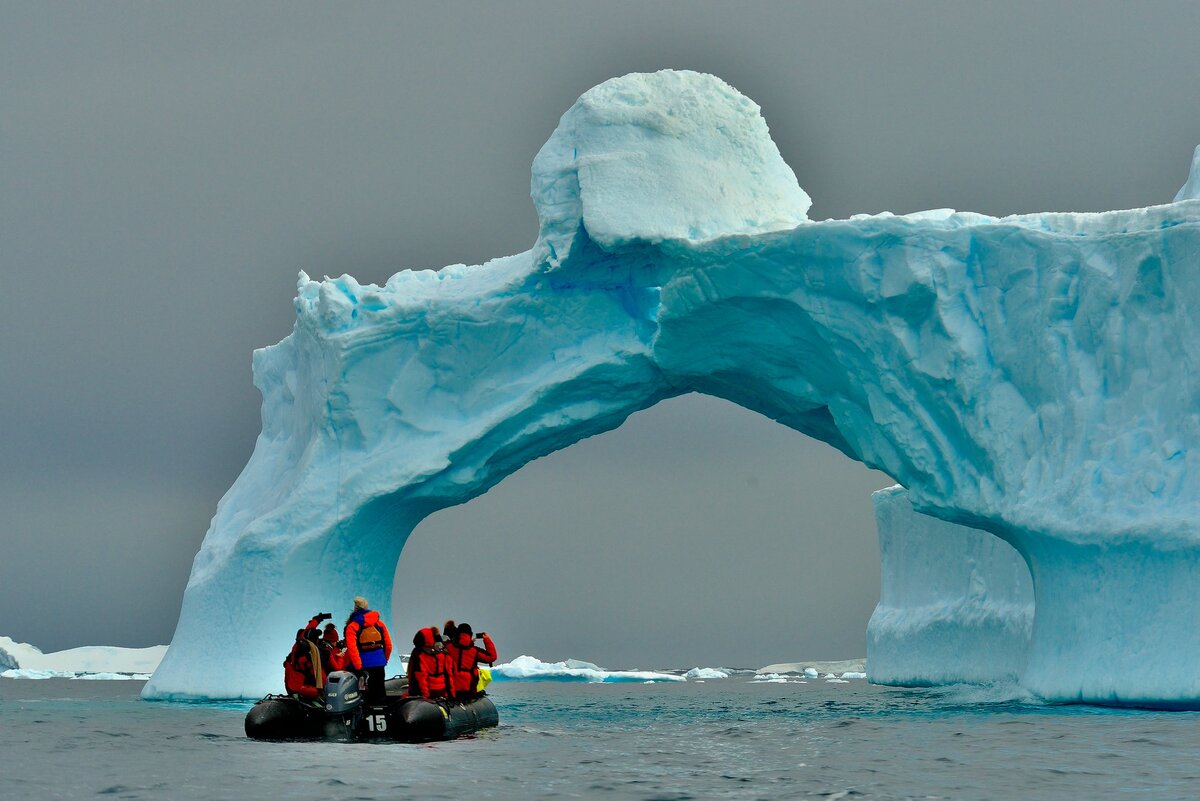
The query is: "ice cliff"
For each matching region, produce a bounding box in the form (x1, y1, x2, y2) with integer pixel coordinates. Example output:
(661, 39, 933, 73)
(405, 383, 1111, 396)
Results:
(146, 70, 1200, 705)
(867, 487, 1033, 687)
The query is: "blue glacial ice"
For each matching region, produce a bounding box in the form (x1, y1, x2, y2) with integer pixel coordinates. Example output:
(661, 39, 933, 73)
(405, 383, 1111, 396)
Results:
(145, 70, 1200, 705)
(867, 486, 1033, 687)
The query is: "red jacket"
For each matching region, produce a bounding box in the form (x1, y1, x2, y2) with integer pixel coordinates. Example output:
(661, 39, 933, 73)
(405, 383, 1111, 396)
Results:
(445, 632, 497, 695)
(326, 647, 349, 673)
(406, 628, 453, 699)
(345, 610, 393, 671)
(283, 638, 323, 700)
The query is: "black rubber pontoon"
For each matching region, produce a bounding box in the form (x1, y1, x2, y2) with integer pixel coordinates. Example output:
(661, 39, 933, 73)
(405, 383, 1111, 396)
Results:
(244, 674, 499, 743)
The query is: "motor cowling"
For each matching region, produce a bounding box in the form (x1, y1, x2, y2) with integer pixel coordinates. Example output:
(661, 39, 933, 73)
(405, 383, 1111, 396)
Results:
(324, 671, 362, 714)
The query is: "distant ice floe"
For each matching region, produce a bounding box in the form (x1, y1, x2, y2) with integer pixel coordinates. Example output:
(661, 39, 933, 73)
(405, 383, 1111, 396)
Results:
(751, 659, 870, 684)
(491, 656, 685, 683)
(752, 673, 805, 684)
(1, 630, 868, 689)
(756, 659, 867, 682)
(0, 636, 166, 680)
(1, 669, 154, 681)
(684, 667, 731, 680)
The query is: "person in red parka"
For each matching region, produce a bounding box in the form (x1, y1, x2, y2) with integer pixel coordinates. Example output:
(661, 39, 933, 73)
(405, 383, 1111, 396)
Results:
(283, 613, 332, 701)
(322, 623, 348, 673)
(445, 622, 497, 700)
(344, 597, 393, 704)
(405, 627, 453, 699)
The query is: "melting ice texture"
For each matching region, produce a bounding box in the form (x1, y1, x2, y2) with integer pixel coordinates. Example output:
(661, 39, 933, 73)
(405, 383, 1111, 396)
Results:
(143, 69, 1200, 705)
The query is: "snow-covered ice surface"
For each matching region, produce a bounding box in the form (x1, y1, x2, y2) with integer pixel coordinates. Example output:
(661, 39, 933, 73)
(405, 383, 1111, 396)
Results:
(145, 69, 1200, 706)
(867, 486, 1034, 686)
(0, 636, 166, 679)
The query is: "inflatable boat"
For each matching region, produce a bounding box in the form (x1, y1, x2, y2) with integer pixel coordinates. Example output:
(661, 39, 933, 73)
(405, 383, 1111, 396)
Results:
(244, 671, 499, 742)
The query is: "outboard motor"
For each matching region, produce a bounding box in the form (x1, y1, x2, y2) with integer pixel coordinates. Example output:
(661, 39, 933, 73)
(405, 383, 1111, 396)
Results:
(324, 671, 362, 714)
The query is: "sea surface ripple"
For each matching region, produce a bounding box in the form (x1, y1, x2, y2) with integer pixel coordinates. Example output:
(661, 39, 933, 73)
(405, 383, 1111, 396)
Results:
(2, 678, 1198, 800)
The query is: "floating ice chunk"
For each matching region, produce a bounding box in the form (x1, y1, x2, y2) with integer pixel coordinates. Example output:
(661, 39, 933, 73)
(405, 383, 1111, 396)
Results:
(757, 660, 865, 678)
(750, 672, 807, 684)
(684, 667, 730, 680)
(2, 669, 75, 679)
(2, 667, 153, 680)
(840, 672, 867, 680)
(73, 672, 147, 681)
(489, 655, 684, 683)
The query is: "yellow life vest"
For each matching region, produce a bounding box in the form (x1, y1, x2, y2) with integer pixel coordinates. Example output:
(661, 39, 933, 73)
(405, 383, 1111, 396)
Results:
(358, 623, 383, 652)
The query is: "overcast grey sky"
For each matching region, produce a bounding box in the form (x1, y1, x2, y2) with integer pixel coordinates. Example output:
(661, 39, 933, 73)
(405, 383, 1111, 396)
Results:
(3, 2, 1198, 668)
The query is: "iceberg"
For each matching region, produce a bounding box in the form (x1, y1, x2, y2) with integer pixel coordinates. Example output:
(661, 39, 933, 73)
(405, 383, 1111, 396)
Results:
(0, 635, 167, 678)
(146, 69, 1200, 706)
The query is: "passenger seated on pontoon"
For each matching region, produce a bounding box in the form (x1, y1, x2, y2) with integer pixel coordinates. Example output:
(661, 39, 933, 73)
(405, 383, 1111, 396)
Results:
(405, 627, 453, 699)
(445, 623, 497, 701)
(283, 613, 331, 701)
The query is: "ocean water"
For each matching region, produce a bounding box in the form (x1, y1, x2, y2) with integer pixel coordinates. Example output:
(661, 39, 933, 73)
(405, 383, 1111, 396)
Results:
(3, 677, 1199, 800)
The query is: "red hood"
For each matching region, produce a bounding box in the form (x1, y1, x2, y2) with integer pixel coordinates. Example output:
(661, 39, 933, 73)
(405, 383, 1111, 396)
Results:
(362, 610, 381, 626)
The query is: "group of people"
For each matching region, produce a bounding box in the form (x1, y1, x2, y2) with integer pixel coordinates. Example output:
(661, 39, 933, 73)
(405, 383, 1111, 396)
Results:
(409, 619, 498, 701)
(283, 596, 497, 707)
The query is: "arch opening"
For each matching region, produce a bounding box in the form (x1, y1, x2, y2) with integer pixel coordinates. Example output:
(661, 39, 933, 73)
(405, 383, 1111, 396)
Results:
(394, 393, 893, 671)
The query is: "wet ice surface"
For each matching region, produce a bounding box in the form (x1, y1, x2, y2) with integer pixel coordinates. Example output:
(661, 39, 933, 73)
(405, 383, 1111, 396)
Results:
(3, 679, 1199, 800)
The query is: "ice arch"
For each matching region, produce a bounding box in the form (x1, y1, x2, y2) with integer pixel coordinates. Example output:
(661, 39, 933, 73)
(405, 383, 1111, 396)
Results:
(147, 70, 1200, 704)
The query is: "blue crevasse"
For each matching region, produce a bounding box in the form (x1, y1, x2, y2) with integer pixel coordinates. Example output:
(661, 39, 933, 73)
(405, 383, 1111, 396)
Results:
(145, 70, 1200, 704)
